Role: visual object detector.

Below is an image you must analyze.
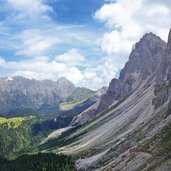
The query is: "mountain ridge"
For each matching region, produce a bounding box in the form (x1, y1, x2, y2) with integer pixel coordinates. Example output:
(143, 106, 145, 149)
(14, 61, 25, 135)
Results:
(40, 29, 171, 171)
(71, 31, 166, 125)
(0, 76, 98, 117)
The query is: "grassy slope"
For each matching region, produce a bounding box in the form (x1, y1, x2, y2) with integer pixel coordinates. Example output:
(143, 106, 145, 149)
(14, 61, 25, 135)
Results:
(64, 87, 94, 103)
(58, 87, 95, 119)
(60, 87, 94, 111)
(59, 100, 85, 111)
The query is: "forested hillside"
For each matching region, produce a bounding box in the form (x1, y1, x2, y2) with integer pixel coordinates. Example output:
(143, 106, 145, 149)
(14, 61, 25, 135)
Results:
(0, 116, 71, 158)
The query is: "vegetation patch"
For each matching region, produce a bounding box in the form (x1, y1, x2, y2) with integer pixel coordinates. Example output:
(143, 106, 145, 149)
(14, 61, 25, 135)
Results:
(0, 116, 33, 129)
(59, 100, 85, 111)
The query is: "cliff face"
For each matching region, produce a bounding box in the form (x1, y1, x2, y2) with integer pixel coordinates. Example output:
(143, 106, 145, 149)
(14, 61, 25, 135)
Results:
(154, 29, 171, 109)
(72, 32, 166, 125)
(98, 33, 166, 111)
(47, 29, 171, 171)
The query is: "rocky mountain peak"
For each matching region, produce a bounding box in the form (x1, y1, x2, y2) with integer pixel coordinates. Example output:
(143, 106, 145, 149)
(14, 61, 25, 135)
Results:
(141, 32, 161, 41)
(56, 77, 74, 88)
(114, 32, 166, 92)
(56, 77, 75, 98)
(156, 29, 171, 83)
(57, 77, 70, 83)
(95, 86, 108, 96)
(97, 32, 167, 115)
(0, 76, 76, 115)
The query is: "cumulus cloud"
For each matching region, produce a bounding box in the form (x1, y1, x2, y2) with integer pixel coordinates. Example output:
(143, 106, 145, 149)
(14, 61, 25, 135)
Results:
(56, 49, 85, 66)
(0, 55, 82, 84)
(1, 0, 171, 90)
(0, 49, 86, 86)
(95, 0, 171, 66)
(0, 47, 118, 90)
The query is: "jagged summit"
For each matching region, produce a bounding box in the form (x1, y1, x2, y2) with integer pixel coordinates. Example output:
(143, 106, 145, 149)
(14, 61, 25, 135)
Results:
(72, 31, 167, 125)
(56, 77, 75, 98)
(57, 76, 70, 82)
(104, 31, 166, 108)
(141, 32, 163, 41)
(154, 28, 171, 109)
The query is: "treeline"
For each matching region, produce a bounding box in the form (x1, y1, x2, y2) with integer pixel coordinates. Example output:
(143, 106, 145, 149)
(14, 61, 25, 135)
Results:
(0, 153, 76, 171)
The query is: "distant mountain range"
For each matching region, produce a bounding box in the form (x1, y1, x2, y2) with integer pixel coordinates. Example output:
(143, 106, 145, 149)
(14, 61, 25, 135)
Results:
(0, 76, 107, 118)
(0, 76, 74, 116)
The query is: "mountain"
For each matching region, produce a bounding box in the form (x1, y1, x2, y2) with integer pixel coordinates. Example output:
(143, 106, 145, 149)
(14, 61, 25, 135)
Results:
(41, 30, 171, 170)
(59, 87, 108, 122)
(0, 76, 96, 117)
(2, 30, 171, 171)
(0, 76, 75, 116)
(71, 32, 166, 125)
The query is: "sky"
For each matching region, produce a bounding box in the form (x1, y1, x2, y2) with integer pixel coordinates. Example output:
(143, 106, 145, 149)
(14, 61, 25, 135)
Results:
(0, 0, 171, 90)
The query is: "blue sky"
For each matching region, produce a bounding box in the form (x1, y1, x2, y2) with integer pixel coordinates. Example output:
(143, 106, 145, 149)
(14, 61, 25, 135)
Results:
(0, 0, 171, 90)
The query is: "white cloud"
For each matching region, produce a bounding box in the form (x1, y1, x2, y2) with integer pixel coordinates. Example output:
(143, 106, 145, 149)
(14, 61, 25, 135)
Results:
(0, 50, 86, 87)
(0, 57, 5, 65)
(56, 49, 85, 66)
(13, 70, 54, 80)
(1, 0, 171, 90)
(0, 49, 118, 90)
(95, 0, 171, 68)
(61, 67, 84, 84)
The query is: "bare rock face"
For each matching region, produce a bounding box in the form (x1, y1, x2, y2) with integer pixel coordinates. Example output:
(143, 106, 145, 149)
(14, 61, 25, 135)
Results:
(154, 29, 171, 109)
(98, 33, 166, 111)
(71, 32, 166, 125)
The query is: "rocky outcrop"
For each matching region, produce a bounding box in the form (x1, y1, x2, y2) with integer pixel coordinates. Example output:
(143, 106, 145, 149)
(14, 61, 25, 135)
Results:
(154, 29, 171, 109)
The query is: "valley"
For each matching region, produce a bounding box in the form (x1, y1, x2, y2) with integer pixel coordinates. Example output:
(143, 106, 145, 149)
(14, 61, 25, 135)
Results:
(1, 30, 171, 171)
